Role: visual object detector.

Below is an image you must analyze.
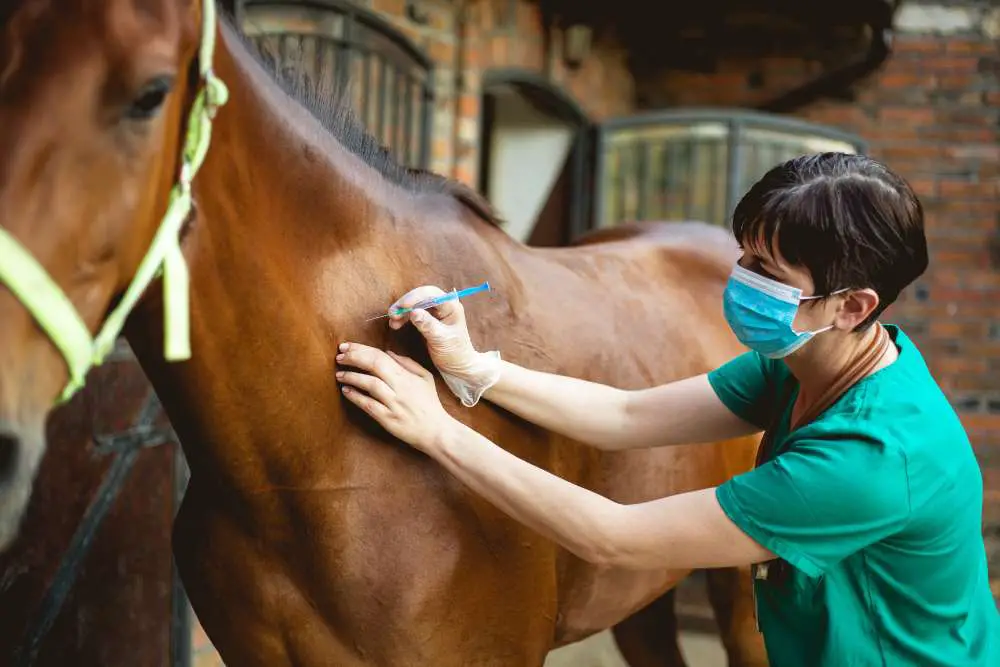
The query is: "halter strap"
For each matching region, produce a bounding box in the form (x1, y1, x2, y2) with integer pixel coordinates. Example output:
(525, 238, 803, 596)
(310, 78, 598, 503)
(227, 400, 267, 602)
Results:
(0, 0, 229, 404)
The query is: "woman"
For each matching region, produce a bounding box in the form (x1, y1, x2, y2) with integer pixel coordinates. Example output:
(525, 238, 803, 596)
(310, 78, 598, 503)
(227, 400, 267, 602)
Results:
(334, 153, 999, 666)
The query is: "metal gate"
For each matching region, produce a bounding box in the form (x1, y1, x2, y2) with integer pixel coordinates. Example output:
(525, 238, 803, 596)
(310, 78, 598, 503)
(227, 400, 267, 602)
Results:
(593, 109, 867, 229)
(235, 0, 435, 169)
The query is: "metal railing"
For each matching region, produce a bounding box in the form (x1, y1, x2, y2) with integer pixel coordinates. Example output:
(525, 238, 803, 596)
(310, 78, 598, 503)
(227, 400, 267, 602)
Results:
(594, 109, 867, 228)
(237, 0, 435, 168)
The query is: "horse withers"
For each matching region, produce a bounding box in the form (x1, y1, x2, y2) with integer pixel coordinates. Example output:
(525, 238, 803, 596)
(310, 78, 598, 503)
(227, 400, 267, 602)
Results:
(0, 1, 766, 665)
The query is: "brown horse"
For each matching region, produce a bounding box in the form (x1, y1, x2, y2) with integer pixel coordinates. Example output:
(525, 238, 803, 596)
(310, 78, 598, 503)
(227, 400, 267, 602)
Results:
(0, 1, 766, 665)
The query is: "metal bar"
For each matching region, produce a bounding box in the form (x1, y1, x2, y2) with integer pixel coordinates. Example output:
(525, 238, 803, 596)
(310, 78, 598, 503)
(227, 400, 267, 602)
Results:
(596, 108, 865, 152)
(568, 129, 588, 240)
(659, 142, 671, 220)
(312, 35, 325, 94)
(390, 68, 401, 157)
(362, 48, 372, 128)
(684, 138, 699, 220)
(336, 10, 353, 92)
(593, 128, 607, 228)
(665, 140, 679, 219)
(377, 55, 388, 142)
(402, 74, 414, 166)
(636, 140, 651, 221)
(614, 147, 627, 225)
(726, 120, 745, 223)
(235, 0, 434, 70)
(419, 70, 433, 169)
(280, 34, 294, 79)
(711, 138, 724, 225)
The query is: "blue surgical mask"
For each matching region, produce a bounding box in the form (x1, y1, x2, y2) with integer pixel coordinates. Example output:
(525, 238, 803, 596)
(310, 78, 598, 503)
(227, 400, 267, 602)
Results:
(723, 264, 847, 359)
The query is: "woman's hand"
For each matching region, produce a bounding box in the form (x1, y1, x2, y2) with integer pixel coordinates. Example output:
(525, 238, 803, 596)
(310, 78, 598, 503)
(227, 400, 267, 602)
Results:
(335, 342, 459, 454)
(387, 286, 501, 407)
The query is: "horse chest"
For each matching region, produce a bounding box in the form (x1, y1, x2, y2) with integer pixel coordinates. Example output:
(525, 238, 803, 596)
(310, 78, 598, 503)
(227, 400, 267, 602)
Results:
(172, 466, 563, 666)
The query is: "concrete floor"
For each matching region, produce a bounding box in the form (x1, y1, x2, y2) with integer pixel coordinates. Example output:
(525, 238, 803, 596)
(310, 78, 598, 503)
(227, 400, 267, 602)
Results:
(544, 629, 726, 667)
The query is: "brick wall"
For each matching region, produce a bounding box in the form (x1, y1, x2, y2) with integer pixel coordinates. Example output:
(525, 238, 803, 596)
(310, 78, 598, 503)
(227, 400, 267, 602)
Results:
(637, 0, 1000, 595)
(367, 0, 635, 184)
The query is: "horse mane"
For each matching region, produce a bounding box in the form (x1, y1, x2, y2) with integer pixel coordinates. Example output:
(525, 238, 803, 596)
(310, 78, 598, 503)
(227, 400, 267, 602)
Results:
(221, 11, 504, 228)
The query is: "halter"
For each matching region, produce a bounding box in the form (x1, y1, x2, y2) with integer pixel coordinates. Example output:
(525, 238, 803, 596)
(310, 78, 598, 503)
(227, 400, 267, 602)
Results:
(0, 0, 229, 405)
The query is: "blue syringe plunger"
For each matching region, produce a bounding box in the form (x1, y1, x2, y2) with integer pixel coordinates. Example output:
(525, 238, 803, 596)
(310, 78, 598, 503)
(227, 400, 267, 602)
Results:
(366, 281, 492, 322)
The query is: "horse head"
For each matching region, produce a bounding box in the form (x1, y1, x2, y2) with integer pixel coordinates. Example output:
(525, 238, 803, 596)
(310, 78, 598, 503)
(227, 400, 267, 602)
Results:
(0, 0, 221, 551)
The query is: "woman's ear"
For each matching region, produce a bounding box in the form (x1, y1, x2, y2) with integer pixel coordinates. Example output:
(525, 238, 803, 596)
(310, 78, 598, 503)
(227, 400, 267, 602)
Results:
(834, 289, 880, 330)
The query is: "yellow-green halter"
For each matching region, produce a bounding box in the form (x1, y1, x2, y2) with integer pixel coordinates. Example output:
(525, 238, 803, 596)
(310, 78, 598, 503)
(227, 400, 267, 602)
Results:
(0, 0, 229, 404)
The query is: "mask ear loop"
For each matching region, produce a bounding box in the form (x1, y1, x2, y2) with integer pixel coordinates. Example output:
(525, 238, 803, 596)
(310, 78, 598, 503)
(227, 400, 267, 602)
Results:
(795, 288, 852, 335)
(799, 287, 851, 302)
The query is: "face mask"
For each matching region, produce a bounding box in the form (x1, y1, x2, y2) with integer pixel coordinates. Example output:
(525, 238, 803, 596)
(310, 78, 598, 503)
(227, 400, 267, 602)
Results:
(723, 264, 848, 359)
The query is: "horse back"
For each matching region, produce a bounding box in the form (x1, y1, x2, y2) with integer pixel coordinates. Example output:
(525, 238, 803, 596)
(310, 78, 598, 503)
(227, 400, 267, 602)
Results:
(453, 220, 758, 642)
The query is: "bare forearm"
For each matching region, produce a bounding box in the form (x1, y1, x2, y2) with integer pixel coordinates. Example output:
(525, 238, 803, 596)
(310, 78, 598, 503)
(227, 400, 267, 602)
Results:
(430, 421, 772, 572)
(481, 364, 757, 451)
(433, 421, 621, 563)
(482, 361, 630, 449)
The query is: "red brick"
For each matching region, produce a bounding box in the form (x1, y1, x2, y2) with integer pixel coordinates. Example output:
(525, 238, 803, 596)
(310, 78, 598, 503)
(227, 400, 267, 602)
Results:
(428, 40, 454, 63)
(906, 179, 938, 198)
(932, 356, 989, 376)
(962, 272, 1000, 290)
(945, 40, 998, 55)
(879, 144, 945, 161)
(892, 37, 946, 55)
(933, 249, 990, 266)
(488, 35, 508, 65)
(458, 94, 478, 116)
(929, 320, 988, 339)
(937, 73, 979, 90)
(939, 180, 998, 198)
(877, 107, 935, 127)
(930, 56, 982, 72)
(923, 127, 997, 143)
(454, 164, 475, 187)
(372, 0, 405, 14)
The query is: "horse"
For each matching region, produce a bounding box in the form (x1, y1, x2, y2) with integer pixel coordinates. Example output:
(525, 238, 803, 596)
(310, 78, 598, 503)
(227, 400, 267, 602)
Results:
(0, 1, 767, 665)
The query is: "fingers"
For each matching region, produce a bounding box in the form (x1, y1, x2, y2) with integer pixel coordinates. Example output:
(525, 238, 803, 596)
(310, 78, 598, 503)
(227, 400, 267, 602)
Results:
(336, 343, 401, 380)
(387, 351, 432, 379)
(340, 385, 388, 419)
(387, 285, 465, 329)
(335, 370, 396, 404)
(391, 285, 446, 310)
(407, 308, 452, 341)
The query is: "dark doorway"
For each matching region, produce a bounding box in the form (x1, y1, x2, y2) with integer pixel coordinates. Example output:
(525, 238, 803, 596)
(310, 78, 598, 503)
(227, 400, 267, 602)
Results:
(478, 71, 592, 247)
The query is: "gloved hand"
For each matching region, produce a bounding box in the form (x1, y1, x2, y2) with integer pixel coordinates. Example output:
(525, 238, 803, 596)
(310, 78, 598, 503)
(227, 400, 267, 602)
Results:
(388, 286, 501, 407)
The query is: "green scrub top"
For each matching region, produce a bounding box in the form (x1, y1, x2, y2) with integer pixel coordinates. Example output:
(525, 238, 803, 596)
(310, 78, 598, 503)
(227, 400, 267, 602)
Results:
(708, 324, 999, 666)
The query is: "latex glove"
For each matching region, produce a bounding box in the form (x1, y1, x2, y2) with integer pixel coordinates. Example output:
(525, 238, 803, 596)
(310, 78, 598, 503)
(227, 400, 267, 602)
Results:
(388, 286, 501, 407)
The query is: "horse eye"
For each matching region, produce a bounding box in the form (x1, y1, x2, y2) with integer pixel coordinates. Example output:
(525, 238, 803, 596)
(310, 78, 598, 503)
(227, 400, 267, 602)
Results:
(125, 76, 174, 120)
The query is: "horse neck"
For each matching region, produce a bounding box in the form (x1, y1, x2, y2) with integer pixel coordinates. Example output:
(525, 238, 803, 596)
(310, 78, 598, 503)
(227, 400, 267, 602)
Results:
(124, 22, 507, 488)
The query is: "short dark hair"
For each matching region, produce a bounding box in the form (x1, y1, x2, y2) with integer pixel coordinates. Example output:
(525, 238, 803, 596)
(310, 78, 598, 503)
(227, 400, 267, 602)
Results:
(731, 152, 928, 329)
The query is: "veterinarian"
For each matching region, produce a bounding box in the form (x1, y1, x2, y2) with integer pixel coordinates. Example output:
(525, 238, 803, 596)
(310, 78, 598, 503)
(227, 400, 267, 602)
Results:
(334, 153, 999, 666)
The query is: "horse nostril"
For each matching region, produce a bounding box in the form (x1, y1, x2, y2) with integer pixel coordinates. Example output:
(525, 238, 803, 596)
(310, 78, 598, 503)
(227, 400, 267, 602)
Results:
(0, 431, 19, 484)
